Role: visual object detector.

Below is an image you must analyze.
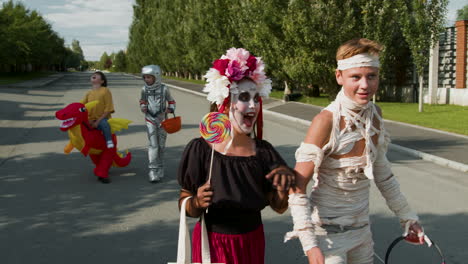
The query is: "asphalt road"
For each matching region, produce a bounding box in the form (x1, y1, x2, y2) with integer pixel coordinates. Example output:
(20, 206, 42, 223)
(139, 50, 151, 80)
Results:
(0, 72, 467, 264)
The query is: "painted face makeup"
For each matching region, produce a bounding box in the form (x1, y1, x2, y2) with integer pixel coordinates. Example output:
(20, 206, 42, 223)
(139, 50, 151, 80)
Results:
(230, 79, 260, 134)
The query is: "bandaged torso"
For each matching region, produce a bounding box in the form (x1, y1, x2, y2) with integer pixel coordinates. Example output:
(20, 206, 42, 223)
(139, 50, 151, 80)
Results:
(295, 90, 418, 229)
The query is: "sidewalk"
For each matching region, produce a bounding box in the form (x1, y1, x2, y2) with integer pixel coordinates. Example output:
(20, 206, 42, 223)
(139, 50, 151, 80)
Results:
(0, 73, 64, 88)
(163, 78, 468, 171)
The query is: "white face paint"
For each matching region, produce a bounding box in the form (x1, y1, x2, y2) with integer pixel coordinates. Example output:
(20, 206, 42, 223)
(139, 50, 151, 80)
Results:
(230, 79, 261, 134)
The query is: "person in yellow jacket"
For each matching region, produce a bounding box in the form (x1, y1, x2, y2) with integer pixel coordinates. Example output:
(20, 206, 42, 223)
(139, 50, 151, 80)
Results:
(81, 71, 115, 149)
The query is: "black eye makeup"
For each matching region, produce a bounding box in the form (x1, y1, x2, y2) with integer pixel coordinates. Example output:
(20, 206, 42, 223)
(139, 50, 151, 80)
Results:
(238, 92, 251, 102)
(238, 92, 260, 103)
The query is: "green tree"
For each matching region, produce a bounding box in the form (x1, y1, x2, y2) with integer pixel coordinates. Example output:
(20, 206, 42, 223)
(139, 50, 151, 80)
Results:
(457, 4, 468, 20)
(361, 1, 413, 101)
(99, 52, 112, 69)
(113, 50, 127, 72)
(282, 0, 361, 99)
(0, 0, 70, 72)
(397, 0, 448, 112)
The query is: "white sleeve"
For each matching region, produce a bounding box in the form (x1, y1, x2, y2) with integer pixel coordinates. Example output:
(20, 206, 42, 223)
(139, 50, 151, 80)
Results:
(374, 132, 419, 225)
(295, 142, 324, 188)
(284, 193, 318, 254)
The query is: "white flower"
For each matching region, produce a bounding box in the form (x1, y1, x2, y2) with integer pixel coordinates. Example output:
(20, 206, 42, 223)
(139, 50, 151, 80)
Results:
(259, 78, 272, 99)
(203, 68, 231, 105)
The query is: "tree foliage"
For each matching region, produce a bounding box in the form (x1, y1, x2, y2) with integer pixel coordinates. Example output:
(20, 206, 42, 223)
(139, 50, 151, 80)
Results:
(0, 0, 83, 72)
(124, 0, 448, 99)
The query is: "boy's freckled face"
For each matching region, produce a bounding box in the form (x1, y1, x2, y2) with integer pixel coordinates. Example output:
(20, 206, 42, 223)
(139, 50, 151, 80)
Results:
(143, 75, 156, 86)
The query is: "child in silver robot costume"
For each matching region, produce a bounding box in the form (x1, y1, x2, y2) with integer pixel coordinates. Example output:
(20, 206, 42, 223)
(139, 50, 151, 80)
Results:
(139, 65, 176, 182)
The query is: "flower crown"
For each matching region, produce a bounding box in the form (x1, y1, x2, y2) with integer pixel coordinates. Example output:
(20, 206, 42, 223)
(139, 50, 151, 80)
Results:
(203, 48, 272, 105)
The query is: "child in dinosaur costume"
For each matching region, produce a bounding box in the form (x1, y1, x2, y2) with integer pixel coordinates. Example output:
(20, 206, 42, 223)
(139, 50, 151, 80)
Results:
(56, 100, 132, 183)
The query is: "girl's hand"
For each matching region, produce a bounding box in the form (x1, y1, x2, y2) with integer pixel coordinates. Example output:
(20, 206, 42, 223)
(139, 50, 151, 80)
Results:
(306, 247, 325, 264)
(265, 165, 296, 193)
(194, 182, 213, 209)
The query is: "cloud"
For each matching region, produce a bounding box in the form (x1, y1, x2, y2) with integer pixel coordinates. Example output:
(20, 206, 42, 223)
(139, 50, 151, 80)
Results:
(41, 0, 134, 60)
(46, 0, 133, 28)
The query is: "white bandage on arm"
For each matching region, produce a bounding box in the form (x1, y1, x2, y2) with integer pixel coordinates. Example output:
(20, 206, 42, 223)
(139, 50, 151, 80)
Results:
(295, 142, 324, 188)
(374, 133, 419, 224)
(284, 193, 318, 254)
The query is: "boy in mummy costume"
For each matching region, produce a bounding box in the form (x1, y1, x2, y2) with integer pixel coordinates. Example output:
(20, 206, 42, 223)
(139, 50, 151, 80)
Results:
(285, 38, 424, 264)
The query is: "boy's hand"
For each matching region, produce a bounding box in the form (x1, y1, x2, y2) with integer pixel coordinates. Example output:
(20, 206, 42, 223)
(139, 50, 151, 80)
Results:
(306, 247, 325, 264)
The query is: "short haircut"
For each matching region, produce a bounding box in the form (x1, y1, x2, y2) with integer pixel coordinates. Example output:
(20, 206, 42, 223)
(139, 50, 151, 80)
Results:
(336, 38, 382, 60)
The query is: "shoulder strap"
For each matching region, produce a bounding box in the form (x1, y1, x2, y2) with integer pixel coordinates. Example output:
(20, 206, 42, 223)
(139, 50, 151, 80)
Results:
(175, 197, 212, 264)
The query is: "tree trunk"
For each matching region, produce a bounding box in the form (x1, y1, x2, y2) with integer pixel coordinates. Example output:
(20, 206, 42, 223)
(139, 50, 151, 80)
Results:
(418, 74, 424, 112)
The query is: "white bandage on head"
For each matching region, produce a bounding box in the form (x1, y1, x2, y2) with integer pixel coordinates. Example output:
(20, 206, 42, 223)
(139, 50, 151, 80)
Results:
(284, 193, 318, 254)
(337, 53, 380, 70)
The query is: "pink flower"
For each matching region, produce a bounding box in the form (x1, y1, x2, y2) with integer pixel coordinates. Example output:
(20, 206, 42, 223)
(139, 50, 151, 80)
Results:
(226, 60, 245, 81)
(213, 59, 229, 76)
(245, 55, 257, 74)
(251, 58, 266, 83)
(223, 48, 250, 63)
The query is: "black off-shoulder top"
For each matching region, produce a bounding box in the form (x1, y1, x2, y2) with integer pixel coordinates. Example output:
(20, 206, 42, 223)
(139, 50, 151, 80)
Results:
(177, 137, 287, 234)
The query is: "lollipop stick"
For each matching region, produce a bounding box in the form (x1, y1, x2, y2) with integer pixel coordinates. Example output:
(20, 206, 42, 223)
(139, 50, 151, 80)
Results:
(207, 145, 215, 184)
(206, 145, 215, 214)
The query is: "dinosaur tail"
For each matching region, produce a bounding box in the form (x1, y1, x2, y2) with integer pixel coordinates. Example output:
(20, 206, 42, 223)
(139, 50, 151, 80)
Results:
(112, 150, 132, 167)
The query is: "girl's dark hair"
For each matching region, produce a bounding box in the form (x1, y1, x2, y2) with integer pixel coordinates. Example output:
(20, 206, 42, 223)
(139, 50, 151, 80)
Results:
(93, 71, 108, 87)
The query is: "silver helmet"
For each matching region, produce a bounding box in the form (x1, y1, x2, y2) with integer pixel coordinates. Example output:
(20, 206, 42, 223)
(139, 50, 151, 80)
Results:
(142, 65, 162, 88)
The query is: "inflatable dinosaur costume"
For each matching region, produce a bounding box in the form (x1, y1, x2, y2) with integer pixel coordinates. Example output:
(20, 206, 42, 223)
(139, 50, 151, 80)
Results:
(56, 101, 132, 182)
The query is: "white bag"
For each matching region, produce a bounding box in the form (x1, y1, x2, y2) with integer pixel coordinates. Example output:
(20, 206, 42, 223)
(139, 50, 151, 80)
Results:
(168, 196, 224, 264)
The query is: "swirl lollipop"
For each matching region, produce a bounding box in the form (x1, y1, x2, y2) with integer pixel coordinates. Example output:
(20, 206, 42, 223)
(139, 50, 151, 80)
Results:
(199, 112, 231, 143)
(199, 112, 231, 187)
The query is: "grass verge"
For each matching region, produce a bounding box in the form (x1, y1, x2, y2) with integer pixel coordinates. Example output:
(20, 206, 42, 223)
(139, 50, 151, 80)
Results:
(0, 72, 53, 85)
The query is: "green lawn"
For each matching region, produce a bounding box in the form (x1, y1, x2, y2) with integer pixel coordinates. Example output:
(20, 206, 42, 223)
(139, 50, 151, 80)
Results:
(271, 90, 468, 135)
(376, 102, 468, 135)
(270, 90, 331, 107)
(0, 72, 53, 85)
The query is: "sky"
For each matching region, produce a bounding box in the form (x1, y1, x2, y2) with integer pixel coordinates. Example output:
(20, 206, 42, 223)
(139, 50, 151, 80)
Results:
(1, 0, 466, 61)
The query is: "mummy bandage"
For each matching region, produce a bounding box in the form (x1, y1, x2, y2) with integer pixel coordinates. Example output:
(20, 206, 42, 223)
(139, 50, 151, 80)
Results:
(337, 53, 380, 70)
(284, 193, 318, 254)
(295, 142, 324, 188)
(373, 131, 419, 225)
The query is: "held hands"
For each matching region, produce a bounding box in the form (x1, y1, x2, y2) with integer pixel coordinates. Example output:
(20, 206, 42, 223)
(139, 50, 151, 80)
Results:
(265, 165, 296, 193)
(194, 182, 213, 209)
(306, 247, 325, 264)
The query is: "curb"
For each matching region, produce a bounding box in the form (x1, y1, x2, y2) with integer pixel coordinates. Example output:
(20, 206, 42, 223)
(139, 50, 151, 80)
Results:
(164, 82, 468, 172)
(290, 100, 468, 140)
(35, 74, 65, 88)
(0, 73, 65, 89)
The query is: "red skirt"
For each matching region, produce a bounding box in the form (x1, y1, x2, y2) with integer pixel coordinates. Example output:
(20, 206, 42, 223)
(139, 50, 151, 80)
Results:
(191, 222, 265, 264)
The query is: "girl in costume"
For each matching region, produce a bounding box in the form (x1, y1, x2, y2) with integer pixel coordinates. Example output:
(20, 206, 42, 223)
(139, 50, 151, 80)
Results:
(177, 48, 295, 264)
(81, 71, 115, 149)
(285, 38, 425, 264)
